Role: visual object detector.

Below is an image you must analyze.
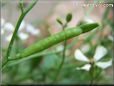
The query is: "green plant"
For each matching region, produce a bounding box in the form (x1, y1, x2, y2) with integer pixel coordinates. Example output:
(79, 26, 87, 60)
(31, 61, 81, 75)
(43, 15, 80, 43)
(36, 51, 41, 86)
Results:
(3, 0, 114, 85)
(2, 0, 38, 68)
(2, 22, 99, 69)
(2, 0, 103, 84)
(54, 13, 72, 82)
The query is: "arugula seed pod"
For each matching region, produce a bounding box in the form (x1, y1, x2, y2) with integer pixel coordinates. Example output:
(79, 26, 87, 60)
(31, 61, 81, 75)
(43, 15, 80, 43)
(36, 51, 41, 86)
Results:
(17, 23, 99, 58)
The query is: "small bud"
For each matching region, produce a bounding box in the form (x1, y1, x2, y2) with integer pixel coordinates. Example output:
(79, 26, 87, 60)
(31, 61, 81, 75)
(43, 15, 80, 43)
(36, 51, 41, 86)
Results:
(66, 13, 72, 23)
(56, 18, 63, 25)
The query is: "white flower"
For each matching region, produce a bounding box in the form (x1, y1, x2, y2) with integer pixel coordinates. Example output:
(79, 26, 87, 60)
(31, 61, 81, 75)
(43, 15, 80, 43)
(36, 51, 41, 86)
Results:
(26, 24, 40, 36)
(74, 45, 112, 71)
(1, 18, 40, 42)
(93, 46, 107, 61)
(2, 22, 28, 42)
(18, 32, 29, 40)
(76, 64, 91, 71)
(75, 49, 89, 62)
(4, 23, 14, 31)
(56, 45, 64, 51)
(95, 60, 112, 69)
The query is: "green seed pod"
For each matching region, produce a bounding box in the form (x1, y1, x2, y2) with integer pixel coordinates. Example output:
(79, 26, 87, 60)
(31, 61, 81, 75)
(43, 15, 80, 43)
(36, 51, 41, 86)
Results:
(17, 23, 99, 58)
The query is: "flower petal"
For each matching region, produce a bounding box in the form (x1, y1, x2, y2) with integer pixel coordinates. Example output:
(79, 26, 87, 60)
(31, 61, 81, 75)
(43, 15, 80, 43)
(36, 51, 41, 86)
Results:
(26, 24, 40, 35)
(76, 64, 91, 71)
(94, 46, 107, 61)
(56, 45, 64, 51)
(96, 60, 112, 69)
(74, 49, 89, 62)
(4, 23, 14, 31)
(18, 32, 29, 40)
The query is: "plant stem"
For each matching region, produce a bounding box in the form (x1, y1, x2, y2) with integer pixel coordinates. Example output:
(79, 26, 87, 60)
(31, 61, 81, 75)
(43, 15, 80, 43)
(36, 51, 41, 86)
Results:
(112, 6, 114, 84)
(4, 0, 38, 68)
(53, 24, 67, 82)
(24, 0, 38, 14)
(5, 0, 37, 60)
(6, 14, 25, 60)
(90, 64, 94, 85)
(19, 0, 24, 14)
(90, 74, 94, 85)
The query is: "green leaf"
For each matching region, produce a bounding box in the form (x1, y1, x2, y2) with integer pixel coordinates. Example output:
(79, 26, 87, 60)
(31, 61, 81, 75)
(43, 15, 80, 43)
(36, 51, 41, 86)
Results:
(66, 13, 72, 23)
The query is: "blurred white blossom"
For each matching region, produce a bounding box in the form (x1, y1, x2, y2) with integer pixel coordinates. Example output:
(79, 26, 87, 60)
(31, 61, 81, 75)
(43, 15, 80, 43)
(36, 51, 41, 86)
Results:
(74, 45, 112, 71)
(4, 23, 14, 31)
(18, 32, 29, 40)
(76, 64, 91, 71)
(26, 24, 40, 35)
(56, 45, 64, 51)
(1, 18, 40, 42)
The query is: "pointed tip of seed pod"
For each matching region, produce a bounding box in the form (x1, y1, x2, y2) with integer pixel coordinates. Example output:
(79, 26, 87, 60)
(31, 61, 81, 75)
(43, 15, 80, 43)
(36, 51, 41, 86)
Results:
(80, 23, 99, 33)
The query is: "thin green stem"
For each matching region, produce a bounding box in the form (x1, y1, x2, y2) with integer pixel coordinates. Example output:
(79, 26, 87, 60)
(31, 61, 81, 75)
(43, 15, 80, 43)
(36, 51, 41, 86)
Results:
(4, 0, 38, 68)
(6, 14, 25, 60)
(90, 73, 94, 85)
(94, 71, 101, 82)
(53, 24, 67, 82)
(111, 7, 114, 83)
(54, 40, 67, 82)
(90, 63, 94, 85)
(19, 0, 24, 14)
(24, 0, 38, 14)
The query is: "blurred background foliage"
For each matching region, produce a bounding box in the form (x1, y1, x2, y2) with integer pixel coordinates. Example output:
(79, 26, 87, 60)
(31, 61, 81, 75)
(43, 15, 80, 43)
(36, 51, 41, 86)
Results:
(1, 0, 114, 84)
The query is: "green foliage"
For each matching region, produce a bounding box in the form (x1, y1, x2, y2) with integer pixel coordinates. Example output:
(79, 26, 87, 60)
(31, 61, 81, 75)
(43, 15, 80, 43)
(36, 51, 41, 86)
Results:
(2, 1, 113, 85)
